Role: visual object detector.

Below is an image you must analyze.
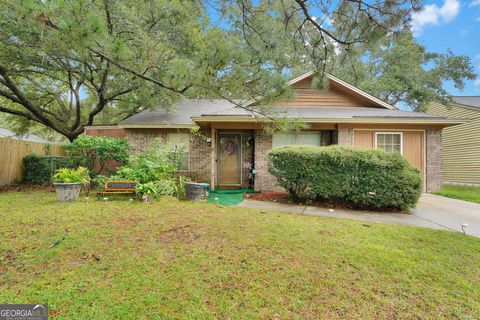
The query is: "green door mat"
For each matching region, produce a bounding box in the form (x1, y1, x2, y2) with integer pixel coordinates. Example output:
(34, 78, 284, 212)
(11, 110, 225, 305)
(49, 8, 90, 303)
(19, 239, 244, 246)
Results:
(207, 189, 258, 206)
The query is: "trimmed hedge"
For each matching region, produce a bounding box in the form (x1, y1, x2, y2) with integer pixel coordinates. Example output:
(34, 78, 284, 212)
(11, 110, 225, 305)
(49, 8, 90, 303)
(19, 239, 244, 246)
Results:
(267, 145, 422, 210)
(24, 154, 76, 184)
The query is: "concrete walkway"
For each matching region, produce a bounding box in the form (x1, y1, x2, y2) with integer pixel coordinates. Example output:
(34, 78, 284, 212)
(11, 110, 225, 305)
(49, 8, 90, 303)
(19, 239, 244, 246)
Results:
(238, 194, 480, 237)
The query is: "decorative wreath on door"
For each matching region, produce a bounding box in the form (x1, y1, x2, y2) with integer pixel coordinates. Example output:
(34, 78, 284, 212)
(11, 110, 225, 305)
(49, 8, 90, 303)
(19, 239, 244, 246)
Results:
(222, 140, 238, 156)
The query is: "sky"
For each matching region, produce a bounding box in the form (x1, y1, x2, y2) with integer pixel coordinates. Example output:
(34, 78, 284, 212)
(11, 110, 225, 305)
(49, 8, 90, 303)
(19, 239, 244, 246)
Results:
(412, 0, 480, 96)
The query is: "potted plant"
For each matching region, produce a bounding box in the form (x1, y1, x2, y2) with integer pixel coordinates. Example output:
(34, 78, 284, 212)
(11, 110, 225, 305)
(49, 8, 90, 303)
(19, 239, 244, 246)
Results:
(52, 167, 90, 202)
(135, 182, 158, 202)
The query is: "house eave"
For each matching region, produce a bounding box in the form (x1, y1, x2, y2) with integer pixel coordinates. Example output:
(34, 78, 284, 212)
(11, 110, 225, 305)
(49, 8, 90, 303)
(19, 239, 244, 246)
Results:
(192, 116, 465, 124)
(118, 124, 196, 129)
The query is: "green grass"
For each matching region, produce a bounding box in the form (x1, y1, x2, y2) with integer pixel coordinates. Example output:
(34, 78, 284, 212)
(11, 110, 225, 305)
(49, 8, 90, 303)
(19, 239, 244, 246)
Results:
(434, 185, 480, 204)
(1, 190, 479, 319)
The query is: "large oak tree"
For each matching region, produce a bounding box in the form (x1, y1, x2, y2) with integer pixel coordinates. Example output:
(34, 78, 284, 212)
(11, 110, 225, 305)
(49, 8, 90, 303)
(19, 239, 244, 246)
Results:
(1, 0, 475, 140)
(0, 0, 293, 140)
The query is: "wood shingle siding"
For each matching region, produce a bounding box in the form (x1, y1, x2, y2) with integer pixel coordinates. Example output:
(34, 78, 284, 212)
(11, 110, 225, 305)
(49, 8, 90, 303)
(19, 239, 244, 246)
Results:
(275, 78, 372, 107)
(427, 102, 480, 185)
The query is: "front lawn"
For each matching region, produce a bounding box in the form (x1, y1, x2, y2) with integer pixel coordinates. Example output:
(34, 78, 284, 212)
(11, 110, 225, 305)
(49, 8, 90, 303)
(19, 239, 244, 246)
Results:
(434, 185, 480, 204)
(1, 190, 479, 319)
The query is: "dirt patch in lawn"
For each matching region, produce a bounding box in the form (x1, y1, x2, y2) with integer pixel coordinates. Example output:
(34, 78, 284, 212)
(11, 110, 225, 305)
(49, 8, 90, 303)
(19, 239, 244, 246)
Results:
(157, 225, 201, 244)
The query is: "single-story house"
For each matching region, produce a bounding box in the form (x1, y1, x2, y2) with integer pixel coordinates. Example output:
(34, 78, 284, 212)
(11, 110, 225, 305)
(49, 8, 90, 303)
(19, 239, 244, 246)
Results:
(85, 72, 465, 192)
(427, 97, 480, 186)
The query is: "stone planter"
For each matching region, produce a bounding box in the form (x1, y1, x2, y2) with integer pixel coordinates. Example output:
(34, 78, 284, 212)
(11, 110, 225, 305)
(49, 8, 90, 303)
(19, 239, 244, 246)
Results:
(185, 182, 209, 201)
(53, 182, 82, 202)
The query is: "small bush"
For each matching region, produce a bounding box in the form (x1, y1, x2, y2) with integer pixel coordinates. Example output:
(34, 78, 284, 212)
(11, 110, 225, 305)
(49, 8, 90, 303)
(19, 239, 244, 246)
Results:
(63, 136, 129, 177)
(113, 142, 186, 183)
(155, 176, 187, 198)
(135, 182, 158, 197)
(267, 145, 422, 211)
(24, 154, 76, 184)
(109, 141, 187, 200)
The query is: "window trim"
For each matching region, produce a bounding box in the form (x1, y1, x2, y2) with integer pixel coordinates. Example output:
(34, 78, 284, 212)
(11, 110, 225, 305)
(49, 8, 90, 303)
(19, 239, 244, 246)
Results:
(374, 132, 403, 155)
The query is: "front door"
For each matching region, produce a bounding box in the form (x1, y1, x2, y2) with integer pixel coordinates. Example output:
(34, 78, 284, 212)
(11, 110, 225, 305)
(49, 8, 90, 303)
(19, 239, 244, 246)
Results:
(217, 133, 241, 188)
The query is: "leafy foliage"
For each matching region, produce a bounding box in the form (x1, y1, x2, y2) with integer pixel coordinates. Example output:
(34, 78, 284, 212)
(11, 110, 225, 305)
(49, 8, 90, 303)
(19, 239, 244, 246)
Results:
(53, 167, 90, 184)
(155, 176, 187, 198)
(135, 182, 158, 197)
(267, 146, 422, 210)
(111, 142, 187, 199)
(329, 32, 477, 111)
(0, 0, 296, 139)
(63, 136, 129, 177)
(23, 154, 76, 184)
(113, 142, 184, 183)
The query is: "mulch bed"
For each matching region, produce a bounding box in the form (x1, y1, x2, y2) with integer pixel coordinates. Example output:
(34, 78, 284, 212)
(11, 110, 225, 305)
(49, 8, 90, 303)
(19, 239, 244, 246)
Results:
(0, 183, 52, 193)
(244, 192, 291, 203)
(244, 192, 402, 212)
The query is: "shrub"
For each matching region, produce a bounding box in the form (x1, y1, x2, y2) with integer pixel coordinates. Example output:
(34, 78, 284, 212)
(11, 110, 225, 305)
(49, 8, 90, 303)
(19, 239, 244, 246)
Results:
(53, 167, 90, 184)
(155, 176, 187, 198)
(63, 136, 129, 177)
(113, 142, 186, 183)
(135, 182, 158, 197)
(24, 154, 76, 184)
(109, 142, 187, 200)
(267, 145, 422, 210)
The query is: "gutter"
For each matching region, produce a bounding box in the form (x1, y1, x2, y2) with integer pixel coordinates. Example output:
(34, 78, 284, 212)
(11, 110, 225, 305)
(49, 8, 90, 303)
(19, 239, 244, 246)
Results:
(191, 116, 467, 125)
(118, 124, 196, 129)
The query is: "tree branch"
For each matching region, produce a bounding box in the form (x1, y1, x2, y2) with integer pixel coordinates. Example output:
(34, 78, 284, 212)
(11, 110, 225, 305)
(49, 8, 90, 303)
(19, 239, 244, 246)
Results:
(0, 66, 70, 136)
(90, 49, 192, 94)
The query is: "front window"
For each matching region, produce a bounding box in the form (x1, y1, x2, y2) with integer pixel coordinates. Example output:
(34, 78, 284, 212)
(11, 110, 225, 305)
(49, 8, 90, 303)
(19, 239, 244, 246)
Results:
(376, 133, 402, 154)
(272, 131, 321, 148)
(167, 133, 189, 171)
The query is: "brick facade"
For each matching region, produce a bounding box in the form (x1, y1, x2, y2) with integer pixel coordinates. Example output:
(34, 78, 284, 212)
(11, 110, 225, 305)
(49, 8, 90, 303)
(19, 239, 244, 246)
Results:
(126, 129, 168, 153)
(125, 128, 212, 183)
(240, 131, 255, 188)
(337, 128, 353, 145)
(253, 130, 284, 192)
(188, 131, 212, 183)
(426, 129, 443, 192)
(125, 129, 253, 188)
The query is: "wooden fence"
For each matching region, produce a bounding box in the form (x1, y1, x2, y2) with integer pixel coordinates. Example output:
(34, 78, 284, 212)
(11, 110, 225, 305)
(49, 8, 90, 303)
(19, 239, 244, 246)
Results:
(0, 137, 64, 185)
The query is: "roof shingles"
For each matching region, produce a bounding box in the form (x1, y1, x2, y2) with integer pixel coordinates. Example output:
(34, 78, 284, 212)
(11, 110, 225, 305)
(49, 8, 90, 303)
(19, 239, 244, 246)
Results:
(119, 99, 447, 126)
(453, 96, 480, 109)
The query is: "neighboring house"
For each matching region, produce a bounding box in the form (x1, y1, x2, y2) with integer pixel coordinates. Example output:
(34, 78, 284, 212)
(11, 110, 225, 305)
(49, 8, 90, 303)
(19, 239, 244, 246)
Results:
(0, 127, 52, 143)
(85, 72, 464, 192)
(427, 97, 480, 186)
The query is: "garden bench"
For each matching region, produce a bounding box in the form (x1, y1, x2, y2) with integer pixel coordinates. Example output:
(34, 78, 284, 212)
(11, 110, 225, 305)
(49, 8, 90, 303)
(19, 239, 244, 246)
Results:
(98, 181, 138, 197)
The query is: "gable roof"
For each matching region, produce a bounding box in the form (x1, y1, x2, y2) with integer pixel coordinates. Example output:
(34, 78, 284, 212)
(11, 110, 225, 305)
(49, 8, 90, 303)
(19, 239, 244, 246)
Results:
(452, 96, 480, 111)
(119, 72, 465, 128)
(286, 72, 397, 110)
